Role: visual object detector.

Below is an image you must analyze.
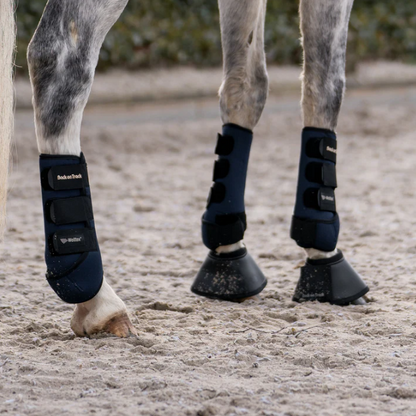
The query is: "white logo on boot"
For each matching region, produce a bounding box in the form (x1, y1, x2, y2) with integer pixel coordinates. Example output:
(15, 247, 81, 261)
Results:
(57, 174, 83, 180)
(326, 146, 337, 154)
(60, 237, 83, 244)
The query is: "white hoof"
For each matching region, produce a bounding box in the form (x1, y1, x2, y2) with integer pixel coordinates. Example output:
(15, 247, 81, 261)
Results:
(70, 277, 136, 337)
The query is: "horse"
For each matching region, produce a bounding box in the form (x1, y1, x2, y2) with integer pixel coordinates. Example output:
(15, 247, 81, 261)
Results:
(0, 0, 368, 338)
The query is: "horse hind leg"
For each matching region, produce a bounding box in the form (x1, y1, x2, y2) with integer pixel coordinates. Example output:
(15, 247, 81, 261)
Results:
(0, 0, 15, 237)
(27, 0, 136, 337)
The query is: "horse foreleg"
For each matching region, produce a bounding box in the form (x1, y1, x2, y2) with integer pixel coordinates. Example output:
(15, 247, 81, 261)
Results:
(218, 0, 268, 132)
(216, 0, 268, 252)
(294, 0, 354, 260)
(300, 0, 353, 134)
(27, 0, 136, 337)
(192, 0, 268, 301)
(290, 0, 369, 304)
(295, 0, 352, 259)
(0, 0, 15, 237)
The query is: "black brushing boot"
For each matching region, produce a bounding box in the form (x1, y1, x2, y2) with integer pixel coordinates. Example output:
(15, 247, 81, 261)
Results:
(39, 152, 103, 303)
(192, 124, 267, 301)
(291, 128, 369, 304)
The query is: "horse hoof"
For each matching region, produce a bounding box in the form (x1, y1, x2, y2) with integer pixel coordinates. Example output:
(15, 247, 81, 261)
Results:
(293, 250, 369, 305)
(101, 312, 137, 338)
(70, 278, 137, 338)
(71, 310, 137, 338)
(191, 247, 267, 301)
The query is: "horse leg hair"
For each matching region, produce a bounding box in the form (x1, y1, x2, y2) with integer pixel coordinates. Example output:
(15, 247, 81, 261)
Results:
(299, 0, 354, 259)
(27, 0, 136, 337)
(216, 0, 268, 254)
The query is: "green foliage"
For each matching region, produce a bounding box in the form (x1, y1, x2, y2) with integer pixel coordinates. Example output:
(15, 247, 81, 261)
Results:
(348, 1, 416, 63)
(102, 0, 222, 69)
(15, 0, 416, 73)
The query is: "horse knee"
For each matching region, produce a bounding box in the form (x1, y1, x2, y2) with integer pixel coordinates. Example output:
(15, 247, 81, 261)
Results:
(252, 65, 269, 111)
(301, 68, 345, 130)
(219, 64, 268, 130)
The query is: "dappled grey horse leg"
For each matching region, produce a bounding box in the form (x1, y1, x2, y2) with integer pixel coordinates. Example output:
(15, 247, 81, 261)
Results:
(28, 0, 128, 155)
(293, 0, 368, 306)
(300, 0, 354, 132)
(299, 0, 353, 260)
(27, 0, 136, 337)
(191, 0, 269, 300)
(216, 0, 267, 254)
(218, 0, 268, 131)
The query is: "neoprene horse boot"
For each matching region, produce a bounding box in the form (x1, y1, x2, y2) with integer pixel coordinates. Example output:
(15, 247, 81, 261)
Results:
(291, 127, 369, 304)
(192, 124, 267, 300)
(39, 153, 103, 303)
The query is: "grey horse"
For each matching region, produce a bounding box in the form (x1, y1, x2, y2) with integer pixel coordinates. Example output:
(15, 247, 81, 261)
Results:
(0, 0, 367, 338)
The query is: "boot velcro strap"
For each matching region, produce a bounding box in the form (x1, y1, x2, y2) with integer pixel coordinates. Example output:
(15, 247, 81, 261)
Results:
(290, 216, 317, 247)
(322, 164, 337, 187)
(202, 212, 246, 250)
(318, 188, 336, 211)
(206, 182, 226, 207)
(51, 229, 98, 255)
(290, 214, 339, 249)
(306, 163, 337, 188)
(47, 164, 89, 191)
(215, 134, 234, 156)
(306, 137, 337, 163)
(212, 159, 230, 181)
(320, 138, 337, 162)
(49, 196, 93, 225)
(304, 188, 336, 212)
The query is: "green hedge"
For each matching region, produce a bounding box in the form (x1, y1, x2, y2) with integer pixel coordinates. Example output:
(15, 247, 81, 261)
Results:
(15, 0, 416, 72)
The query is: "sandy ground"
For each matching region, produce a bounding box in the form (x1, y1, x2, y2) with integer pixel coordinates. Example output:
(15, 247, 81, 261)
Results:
(2, 85, 416, 415)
